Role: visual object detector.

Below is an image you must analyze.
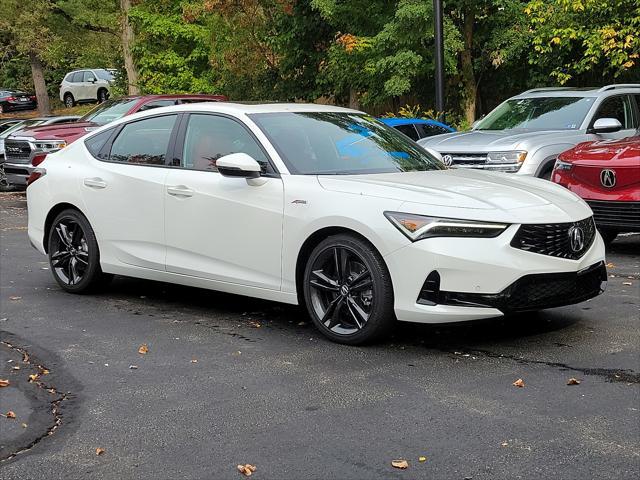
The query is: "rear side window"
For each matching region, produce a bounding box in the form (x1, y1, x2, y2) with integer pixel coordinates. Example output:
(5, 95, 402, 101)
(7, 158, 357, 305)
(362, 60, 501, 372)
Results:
(394, 124, 419, 141)
(417, 124, 450, 138)
(71, 71, 84, 83)
(85, 129, 114, 160)
(109, 115, 177, 166)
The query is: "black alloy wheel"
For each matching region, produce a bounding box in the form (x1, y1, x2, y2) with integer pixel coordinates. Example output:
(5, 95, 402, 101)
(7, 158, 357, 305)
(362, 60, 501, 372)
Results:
(48, 209, 111, 293)
(303, 234, 395, 344)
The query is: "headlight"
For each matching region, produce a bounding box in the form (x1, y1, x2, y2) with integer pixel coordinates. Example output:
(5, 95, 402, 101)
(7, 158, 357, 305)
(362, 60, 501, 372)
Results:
(384, 211, 509, 241)
(486, 151, 527, 164)
(33, 140, 66, 152)
(554, 159, 573, 171)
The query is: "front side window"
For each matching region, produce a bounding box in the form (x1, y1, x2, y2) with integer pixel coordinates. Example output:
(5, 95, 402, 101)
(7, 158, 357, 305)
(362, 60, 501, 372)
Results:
(250, 112, 444, 175)
(475, 97, 595, 131)
(394, 124, 419, 141)
(593, 96, 634, 129)
(181, 114, 271, 173)
(95, 69, 114, 81)
(83, 71, 96, 82)
(80, 98, 139, 125)
(109, 115, 177, 166)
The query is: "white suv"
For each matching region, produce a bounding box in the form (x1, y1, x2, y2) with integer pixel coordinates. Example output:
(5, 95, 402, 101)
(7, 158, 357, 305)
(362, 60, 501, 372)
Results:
(59, 69, 115, 108)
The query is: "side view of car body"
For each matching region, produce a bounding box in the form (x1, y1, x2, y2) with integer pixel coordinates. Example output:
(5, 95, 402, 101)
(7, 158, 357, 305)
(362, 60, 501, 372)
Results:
(59, 69, 115, 107)
(0, 89, 37, 113)
(3, 94, 226, 186)
(379, 118, 455, 141)
(419, 84, 640, 177)
(27, 103, 606, 345)
(552, 131, 640, 244)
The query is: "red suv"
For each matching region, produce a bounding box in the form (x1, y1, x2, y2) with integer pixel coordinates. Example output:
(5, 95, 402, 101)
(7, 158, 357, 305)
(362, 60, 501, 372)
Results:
(552, 131, 640, 244)
(3, 94, 226, 186)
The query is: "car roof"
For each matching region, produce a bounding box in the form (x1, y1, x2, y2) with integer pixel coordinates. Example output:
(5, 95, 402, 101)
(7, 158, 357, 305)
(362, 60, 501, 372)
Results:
(512, 84, 640, 99)
(126, 102, 361, 115)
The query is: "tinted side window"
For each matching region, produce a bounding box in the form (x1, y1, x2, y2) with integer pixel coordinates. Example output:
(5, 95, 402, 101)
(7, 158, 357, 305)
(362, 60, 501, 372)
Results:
(394, 124, 419, 141)
(593, 96, 634, 129)
(83, 71, 96, 82)
(71, 72, 84, 83)
(109, 115, 177, 166)
(85, 129, 114, 160)
(138, 100, 177, 112)
(417, 124, 449, 138)
(181, 114, 271, 173)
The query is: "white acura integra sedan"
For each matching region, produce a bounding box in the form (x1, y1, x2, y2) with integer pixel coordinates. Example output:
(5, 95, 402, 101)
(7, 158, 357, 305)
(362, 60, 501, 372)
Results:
(26, 103, 606, 344)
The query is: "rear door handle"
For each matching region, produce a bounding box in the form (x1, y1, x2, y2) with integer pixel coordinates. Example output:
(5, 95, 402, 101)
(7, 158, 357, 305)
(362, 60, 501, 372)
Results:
(83, 177, 107, 189)
(166, 185, 194, 197)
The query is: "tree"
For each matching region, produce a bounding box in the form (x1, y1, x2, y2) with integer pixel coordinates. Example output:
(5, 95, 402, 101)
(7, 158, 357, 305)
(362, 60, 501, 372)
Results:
(526, 0, 640, 84)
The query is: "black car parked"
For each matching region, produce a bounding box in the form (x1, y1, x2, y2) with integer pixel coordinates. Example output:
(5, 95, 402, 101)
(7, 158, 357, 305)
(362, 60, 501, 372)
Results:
(0, 89, 38, 114)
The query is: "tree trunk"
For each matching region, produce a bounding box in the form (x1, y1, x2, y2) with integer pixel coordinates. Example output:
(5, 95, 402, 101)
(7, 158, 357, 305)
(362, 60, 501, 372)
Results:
(29, 53, 50, 115)
(120, 0, 140, 95)
(348, 88, 360, 110)
(460, 8, 477, 125)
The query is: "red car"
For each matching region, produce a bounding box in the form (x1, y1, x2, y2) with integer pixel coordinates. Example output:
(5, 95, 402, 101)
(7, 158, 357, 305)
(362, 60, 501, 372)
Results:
(3, 94, 227, 186)
(552, 132, 640, 244)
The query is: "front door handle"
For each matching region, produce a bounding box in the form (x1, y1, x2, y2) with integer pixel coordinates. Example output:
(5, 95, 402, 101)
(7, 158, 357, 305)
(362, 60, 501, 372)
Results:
(83, 177, 107, 189)
(166, 185, 194, 197)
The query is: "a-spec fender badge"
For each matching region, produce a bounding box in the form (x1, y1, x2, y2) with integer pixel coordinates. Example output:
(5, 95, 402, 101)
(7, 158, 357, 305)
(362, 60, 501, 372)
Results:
(291, 199, 307, 205)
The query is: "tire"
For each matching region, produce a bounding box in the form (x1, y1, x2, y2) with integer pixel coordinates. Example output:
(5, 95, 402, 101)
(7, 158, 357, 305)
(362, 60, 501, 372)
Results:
(302, 233, 395, 345)
(48, 209, 112, 293)
(540, 164, 554, 181)
(64, 93, 75, 108)
(598, 229, 618, 246)
(97, 88, 108, 103)
(0, 103, 4, 114)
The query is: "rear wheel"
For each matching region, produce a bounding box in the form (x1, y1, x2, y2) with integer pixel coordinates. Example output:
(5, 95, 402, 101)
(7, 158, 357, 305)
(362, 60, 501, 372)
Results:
(48, 209, 112, 293)
(63, 93, 75, 108)
(598, 229, 618, 246)
(303, 234, 395, 345)
(97, 88, 108, 103)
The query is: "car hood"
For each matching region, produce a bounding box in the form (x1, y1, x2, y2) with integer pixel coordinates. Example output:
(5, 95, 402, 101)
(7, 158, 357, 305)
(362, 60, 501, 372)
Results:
(559, 136, 640, 167)
(317, 169, 590, 223)
(418, 129, 577, 152)
(14, 121, 99, 141)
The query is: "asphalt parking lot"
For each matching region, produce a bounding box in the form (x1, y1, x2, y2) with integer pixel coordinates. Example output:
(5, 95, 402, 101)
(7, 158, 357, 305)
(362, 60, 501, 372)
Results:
(0, 191, 638, 480)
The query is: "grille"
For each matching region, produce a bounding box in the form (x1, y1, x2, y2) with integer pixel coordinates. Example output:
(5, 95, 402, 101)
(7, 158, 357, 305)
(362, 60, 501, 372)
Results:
(427, 262, 606, 313)
(510, 217, 596, 260)
(3, 140, 32, 163)
(587, 200, 640, 231)
(441, 152, 487, 166)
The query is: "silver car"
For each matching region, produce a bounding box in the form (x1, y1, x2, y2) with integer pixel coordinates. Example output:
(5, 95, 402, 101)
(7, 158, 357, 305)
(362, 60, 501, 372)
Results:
(419, 84, 640, 178)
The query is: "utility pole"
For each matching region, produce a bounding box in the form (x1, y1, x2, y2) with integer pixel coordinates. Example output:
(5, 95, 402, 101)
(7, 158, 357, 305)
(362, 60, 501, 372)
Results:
(433, 0, 445, 122)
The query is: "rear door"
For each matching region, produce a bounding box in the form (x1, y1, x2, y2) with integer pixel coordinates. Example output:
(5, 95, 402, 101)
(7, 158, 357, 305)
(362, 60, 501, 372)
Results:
(78, 114, 179, 270)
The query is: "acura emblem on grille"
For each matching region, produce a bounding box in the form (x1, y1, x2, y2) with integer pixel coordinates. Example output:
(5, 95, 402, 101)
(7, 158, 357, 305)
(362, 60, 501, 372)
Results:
(600, 169, 616, 188)
(442, 154, 453, 166)
(568, 225, 585, 252)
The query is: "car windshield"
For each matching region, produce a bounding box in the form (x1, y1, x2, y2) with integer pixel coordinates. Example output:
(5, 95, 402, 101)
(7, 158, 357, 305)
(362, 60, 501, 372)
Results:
(80, 98, 139, 125)
(95, 69, 114, 81)
(250, 112, 444, 175)
(0, 120, 43, 139)
(475, 97, 595, 131)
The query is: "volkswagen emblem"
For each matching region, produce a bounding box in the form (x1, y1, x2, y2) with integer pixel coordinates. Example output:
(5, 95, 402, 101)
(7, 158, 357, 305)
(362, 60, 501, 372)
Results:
(600, 169, 616, 188)
(568, 225, 585, 252)
(442, 154, 453, 167)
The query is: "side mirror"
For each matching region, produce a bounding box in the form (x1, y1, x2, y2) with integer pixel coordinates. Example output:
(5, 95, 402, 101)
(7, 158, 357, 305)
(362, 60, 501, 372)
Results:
(590, 118, 622, 134)
(217, 153, 261, 179)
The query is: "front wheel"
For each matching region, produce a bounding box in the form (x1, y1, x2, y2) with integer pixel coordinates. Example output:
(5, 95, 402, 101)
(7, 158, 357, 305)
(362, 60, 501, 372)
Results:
(63, 93, 75, 108)
(97, 88, 108, 103)
(302, 234, 395, 345)
(48, 209, 112, 293)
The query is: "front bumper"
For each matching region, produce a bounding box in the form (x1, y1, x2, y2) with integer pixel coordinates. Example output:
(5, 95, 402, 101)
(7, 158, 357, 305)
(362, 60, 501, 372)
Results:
(4, 163, 32, 186)
(384, 224, 606, 323)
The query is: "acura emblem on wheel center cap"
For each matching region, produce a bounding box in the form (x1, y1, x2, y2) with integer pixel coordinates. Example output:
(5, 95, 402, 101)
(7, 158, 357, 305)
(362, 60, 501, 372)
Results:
(600, 169, 616, 188)
(568, 225, 585, 252)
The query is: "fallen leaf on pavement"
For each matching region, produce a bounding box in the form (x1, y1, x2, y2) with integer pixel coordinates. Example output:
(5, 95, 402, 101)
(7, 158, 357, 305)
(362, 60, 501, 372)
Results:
(96, 448, 105, 456)
(138, 344, 148, 355)
(0, 379, 10, 387)
(622, 282, 632, 286)
(41, 369, 50, 375)
(249, 321, 261, 328)
(190, 359, 198, 363)
(418, 456, 427, 462)
(28, 374, 39, 382)
(4, 411, 16, 419)
(21, 423, 27, 428)
(567, 378, 581, 385)
(501, 442, 509, 447)
(237, 464, 256, 476)
(605, 262, 615, 268)
(12, 366, 20, 370)
(9, 296, 21, 301)
(129, 365, 138, 370)
(392, 459, 409, 469)
(513, 378, 525, 388)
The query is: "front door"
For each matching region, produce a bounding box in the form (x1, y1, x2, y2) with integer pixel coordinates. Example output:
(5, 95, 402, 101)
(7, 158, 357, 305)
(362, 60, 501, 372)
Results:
(164, 113, 284, 290)
(591, 94, 638, 139)
(78, 114, 178, 270)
